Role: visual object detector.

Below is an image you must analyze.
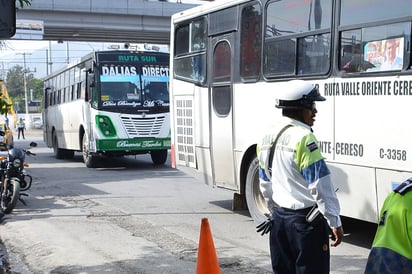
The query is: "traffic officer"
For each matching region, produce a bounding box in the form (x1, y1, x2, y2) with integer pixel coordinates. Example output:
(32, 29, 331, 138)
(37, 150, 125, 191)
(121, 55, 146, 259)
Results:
(256, 79, 344, 274)
(364, 178, 412, 273)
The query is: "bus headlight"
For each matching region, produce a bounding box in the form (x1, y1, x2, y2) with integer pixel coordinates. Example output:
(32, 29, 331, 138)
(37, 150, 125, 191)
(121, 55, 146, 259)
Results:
(96, 115, 117, 137)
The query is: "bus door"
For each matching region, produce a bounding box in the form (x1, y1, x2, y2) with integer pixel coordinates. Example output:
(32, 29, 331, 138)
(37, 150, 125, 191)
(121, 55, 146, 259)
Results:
(42, 88, 51, 145)
(210, 35, 236, 189)
(83, 71, 95, 150)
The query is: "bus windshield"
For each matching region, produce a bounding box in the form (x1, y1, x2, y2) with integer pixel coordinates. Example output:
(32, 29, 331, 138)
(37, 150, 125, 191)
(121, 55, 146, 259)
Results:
(99, 64, 169, 109)
(101, 81, 141, 103)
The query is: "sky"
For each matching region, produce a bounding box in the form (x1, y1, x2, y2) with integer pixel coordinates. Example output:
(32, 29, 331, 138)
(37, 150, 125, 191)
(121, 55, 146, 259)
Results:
(0, 41, 171, 79)
(0, 40, 125, 79)
(0, 0, 211, 79)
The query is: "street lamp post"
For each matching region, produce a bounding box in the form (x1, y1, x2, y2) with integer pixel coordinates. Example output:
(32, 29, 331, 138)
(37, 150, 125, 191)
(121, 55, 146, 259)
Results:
(48, 41, 53, 74)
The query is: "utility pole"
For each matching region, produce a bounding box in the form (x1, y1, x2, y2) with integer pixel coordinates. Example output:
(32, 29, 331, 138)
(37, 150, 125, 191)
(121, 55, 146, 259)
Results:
(16, 52, 32, 115)
(48, 41, 53, 73)
(66, 42, 70, 64)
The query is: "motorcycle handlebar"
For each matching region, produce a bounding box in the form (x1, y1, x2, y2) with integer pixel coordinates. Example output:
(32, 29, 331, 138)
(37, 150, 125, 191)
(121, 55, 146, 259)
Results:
(25, 150, 36, 156)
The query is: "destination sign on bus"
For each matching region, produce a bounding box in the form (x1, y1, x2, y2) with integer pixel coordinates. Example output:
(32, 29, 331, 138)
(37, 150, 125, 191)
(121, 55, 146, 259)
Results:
(324, 79, 412, 97)
(101, 65, 169, 77)
(96, 52, 168, 63)
(101, 66, 137, 76)
(142, 66, 169, 77)
(117, 55, 158, 62)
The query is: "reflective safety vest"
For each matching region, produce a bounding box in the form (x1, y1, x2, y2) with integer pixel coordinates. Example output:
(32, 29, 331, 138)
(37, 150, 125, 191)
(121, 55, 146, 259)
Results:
(365, 179, 412, 273)
(256, 116, 341, 228)
(17, 120, 25, 129)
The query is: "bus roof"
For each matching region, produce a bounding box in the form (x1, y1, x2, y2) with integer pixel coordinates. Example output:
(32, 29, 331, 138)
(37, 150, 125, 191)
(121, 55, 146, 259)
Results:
(171, 0, 251, 23)
(43, 50, 169, 81)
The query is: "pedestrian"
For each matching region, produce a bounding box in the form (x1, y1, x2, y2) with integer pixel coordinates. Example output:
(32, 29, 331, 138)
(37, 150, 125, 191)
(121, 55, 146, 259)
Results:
(364, 178, 412, 273)
(16, 117, 25, 139)
(256, 79, 344, 274)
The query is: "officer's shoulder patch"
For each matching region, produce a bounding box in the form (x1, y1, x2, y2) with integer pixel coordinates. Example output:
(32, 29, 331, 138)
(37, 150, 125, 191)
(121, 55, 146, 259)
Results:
(307, 141, 318, 152)
(394, 179, 412, 195)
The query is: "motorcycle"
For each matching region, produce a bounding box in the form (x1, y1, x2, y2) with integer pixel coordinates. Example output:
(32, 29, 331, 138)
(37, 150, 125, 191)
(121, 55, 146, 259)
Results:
(0, 131, 37, 214)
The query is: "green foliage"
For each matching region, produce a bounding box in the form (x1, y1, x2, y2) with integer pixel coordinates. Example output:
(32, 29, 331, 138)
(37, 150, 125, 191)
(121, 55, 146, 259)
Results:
(5, 66, 24, 98)
(5, 65, 43, 113)
(0, 81, 11, 115)
(0, 96, 11, 115)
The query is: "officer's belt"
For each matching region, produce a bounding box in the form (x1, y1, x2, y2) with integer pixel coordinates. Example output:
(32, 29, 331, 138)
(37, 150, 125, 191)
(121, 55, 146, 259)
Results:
(278, 207, 313, 215)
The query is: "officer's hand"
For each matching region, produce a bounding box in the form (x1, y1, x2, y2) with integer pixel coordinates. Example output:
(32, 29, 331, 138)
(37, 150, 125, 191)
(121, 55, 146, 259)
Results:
(331, 226, 344, 247)
(256, 214, 272, 236)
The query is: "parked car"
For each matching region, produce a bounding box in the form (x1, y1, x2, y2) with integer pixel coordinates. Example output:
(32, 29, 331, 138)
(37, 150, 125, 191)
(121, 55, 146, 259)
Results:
(0, 122, 14, 151)
(31, 117, 43, 129)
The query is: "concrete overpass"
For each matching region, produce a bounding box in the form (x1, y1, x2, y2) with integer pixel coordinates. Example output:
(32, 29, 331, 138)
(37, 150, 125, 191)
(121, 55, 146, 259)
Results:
(15, 0, 201, 44)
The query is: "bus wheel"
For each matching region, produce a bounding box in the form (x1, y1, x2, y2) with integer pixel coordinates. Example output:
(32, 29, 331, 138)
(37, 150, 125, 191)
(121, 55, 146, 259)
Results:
(245, 157, 269, 224)
(53, 132, 65, 159)
(64, 150, 75, 159)
(82, 134, 96, 168)
(151, 150, 167, 165)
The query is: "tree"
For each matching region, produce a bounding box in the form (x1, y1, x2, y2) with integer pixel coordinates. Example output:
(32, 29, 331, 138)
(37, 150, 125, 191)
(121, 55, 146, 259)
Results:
(5, 65, 25, 98)
(4, 65, 42, 113)
(0, 81, 11, 115)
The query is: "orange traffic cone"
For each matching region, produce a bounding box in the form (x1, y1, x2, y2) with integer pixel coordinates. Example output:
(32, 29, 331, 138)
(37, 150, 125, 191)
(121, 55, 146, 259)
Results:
(196, 218, 221, 274)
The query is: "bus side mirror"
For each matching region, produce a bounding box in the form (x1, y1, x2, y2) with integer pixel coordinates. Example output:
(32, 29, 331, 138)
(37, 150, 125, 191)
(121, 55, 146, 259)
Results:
(0, 0, 16, 38)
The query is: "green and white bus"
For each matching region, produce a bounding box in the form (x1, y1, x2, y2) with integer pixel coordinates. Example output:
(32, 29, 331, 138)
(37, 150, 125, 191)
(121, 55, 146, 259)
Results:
(170, 0, 412, 224)
(43, 50, 170, 168)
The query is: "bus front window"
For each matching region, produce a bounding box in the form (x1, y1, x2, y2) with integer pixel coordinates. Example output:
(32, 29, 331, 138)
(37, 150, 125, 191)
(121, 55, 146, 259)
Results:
(99, 64, 142, 108)
(100, 81, 141, 102)
(141, 65, 170, 106)
(141, 81, 169, 108)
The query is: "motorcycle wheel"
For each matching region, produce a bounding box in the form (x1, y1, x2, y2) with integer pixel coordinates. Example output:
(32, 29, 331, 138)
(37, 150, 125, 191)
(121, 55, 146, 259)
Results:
(1, 179, 21, 214)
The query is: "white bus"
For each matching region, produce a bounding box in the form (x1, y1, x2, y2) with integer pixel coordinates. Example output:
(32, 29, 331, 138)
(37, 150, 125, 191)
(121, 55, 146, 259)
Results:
(43, 50, 170, 168)
(169, 0, 412, 224)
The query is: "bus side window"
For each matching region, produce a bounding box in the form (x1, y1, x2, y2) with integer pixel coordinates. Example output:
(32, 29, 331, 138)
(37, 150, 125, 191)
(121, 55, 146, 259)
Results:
(339, 22, 411, 73)
(240, 3, 262, 81)
(298, 34, 330, 75)
(264, 39, 296, 76)
(191, 55, 204, 82)
(341, 46, 363, 73)
(174, 18, 207, 85)
(44, 87, 51, 108)
(340, 29, 363, 73)
(77, 83, 81, 99)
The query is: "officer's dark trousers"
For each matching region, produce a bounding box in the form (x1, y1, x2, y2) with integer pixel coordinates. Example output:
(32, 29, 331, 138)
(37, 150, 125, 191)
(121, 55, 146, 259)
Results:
(269, 207, 330, 274)
(18, 128, 25, 139)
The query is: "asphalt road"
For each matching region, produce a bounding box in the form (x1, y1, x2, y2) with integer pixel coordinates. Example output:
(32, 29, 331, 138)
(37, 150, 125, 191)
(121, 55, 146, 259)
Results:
(0, 130, 376, 273)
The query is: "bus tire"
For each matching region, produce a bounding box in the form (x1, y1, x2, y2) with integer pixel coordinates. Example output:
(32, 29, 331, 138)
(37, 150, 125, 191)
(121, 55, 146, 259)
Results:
(151, 150, 167, 165)
(53, 132, 65, 159)
(82, 134, 96, 168)
(64, 150, 75, 159)
(245, 157, 269, 224)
